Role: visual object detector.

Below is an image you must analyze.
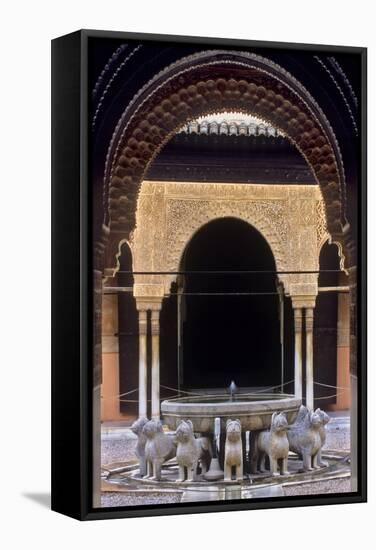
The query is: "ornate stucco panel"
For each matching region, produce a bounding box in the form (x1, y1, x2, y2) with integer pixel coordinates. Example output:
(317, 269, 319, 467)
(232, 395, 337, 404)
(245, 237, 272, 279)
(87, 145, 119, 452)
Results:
(131, 181, 330, 301)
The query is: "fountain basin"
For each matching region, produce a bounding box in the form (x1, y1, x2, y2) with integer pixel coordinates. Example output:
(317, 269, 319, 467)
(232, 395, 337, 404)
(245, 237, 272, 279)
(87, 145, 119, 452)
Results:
(161, 393, 301, 433)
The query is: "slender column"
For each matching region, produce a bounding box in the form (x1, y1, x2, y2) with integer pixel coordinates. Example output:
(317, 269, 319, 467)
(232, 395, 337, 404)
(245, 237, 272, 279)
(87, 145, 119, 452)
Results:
(305, 307, 314, 410)
(293, 307, 303, 400)
(335, 273, 350, 410)
(277, 285, 284, 390)
(177, 285, 183, 392)
(101, 293, 120, 421)
(151, 309, 161, 420)
(138, 310, 148, 418)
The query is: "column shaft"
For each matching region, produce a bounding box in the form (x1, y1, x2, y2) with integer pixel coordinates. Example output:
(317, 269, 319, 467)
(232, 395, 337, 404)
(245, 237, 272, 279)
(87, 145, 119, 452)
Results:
(151, 310, 160, 420)
(101, 293, 120, 421)
(138, 310, 148, 418)
(306, 307, 314, 410)
(294, 307, 303, 400)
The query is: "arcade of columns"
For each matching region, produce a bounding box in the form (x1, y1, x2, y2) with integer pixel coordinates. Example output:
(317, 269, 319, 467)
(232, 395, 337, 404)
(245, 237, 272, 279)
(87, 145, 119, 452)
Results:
(101, 180, 350, 421)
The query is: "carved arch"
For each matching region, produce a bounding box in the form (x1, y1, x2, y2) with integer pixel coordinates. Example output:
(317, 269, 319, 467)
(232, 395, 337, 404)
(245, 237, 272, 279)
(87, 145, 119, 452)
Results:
(318, 235, 347, 274)
(164, 206, 286, 276)
(99, 50, 348, 271)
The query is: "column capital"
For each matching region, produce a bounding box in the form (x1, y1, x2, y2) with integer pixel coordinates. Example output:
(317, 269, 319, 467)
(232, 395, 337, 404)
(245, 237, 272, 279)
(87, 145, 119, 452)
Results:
(291, 295, 316, 310)
(136, 297, 163, 312)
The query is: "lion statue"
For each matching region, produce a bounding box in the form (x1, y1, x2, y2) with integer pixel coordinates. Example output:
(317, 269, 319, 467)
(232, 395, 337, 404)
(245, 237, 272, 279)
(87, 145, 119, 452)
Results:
(293, 406, 330, 467)
(130, 416, 149, 477)
(143, 419, 176, 481)
(224, 419, 243, 481)
(251, 412, 290, 476)
(175, 420, 212, 482)
(287, 406, 322, 471)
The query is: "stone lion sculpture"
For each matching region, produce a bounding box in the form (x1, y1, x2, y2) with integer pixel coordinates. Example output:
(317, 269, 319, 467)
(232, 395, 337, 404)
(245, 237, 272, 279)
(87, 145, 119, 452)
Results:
(143, 419, 176, 481)
(130, 416, 149, 477)
(175, 419, 212, 482)
(293, 406, 330, 467)
(224, 419, 243, 481)
(287, 406, 322, 471)
(251, 412, 290, 476)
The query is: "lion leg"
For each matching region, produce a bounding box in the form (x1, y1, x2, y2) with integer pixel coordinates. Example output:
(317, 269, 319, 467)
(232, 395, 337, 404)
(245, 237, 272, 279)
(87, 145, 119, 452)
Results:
(317, 448, 328, 468)
(176, 465, 185, 482)
(145, 460, 153, 478)
(270, 456, 279, 476)
(236, 463, 243, 481)
(259, 452, 267, 473)
(139, 456, 147, 477)
(303, 452, 313, 472)
(224, 464, 232, 481)
(281, 457, 290, 476)
(187, 462, 197, 482)
(150, 460, 162, 481)
(312, 452, 320, 470)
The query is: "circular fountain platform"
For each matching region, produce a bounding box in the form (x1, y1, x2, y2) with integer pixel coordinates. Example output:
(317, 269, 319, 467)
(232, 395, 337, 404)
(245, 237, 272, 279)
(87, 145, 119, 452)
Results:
(102, 451, 350, 503)
(161, 393, 301, 432)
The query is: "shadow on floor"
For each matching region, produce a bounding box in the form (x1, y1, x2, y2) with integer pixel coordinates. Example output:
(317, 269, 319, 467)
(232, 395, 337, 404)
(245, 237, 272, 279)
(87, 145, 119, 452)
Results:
(22, 493, 51, 509)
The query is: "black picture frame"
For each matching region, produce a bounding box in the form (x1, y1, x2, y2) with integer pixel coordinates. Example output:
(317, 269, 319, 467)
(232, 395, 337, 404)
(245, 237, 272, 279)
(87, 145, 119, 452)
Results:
(51, 29, 367, 520)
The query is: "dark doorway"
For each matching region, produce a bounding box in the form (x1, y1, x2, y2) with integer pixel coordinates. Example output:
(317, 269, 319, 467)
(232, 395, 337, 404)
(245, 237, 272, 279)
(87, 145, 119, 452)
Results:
(180, 217, 280, 390)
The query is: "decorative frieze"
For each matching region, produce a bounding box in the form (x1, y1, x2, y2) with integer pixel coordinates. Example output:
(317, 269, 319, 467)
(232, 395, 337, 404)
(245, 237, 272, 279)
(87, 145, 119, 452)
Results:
(131, 180, 330, 301)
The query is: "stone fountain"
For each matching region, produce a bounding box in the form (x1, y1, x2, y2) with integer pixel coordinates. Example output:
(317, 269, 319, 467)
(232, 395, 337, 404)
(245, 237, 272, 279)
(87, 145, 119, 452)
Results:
(160, 390, 301, 433)
(105, 396, 343, 499)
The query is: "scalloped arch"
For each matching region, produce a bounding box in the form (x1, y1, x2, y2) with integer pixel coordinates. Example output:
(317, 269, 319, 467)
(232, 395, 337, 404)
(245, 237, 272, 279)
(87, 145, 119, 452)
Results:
(99, 50, 348, 270)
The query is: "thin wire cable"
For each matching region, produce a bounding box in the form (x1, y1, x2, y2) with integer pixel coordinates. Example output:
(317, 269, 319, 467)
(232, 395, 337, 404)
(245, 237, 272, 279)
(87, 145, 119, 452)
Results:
(114, 269, 343, 275)
(103, 382, 348, 403)
(101, 387, 139, 400)
(313, 390, 348, 401)
(314, 381, 349, 390)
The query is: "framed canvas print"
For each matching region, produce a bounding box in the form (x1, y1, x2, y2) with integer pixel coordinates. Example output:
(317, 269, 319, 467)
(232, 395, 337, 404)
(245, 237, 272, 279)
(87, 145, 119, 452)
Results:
(51, 29, 367, 520)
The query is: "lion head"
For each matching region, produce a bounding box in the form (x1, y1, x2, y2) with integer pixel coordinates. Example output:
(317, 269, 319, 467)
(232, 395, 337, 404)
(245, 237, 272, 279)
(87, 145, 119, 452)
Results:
(226, 419, 242, 442)
(315, 408, 330, 426)
(175, 419, 194, 443)
(131, 416, 148, 436)
(309, 410, 322, 429)
(271, 412, 289, 433)
(142, 419, 163, 439)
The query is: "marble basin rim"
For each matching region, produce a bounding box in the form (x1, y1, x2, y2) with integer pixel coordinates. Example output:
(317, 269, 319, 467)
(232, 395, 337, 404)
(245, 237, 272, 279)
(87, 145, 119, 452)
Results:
(161, 393, 302, 433)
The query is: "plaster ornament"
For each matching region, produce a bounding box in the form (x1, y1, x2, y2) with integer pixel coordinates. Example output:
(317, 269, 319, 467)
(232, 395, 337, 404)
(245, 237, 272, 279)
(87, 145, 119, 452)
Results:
(130, 416, 149, 477)
(175, 420, 212, 482)
(131, 181, 329, 299)
(143, 419, 176, 481)
(251, 412, 290, 476)
(287, 406, 322, 471)
(224, 419, 243, 481)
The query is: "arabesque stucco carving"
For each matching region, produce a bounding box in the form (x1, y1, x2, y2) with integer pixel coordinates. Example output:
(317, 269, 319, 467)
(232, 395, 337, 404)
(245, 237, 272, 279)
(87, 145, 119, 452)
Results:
(128, 180, 330, 302)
